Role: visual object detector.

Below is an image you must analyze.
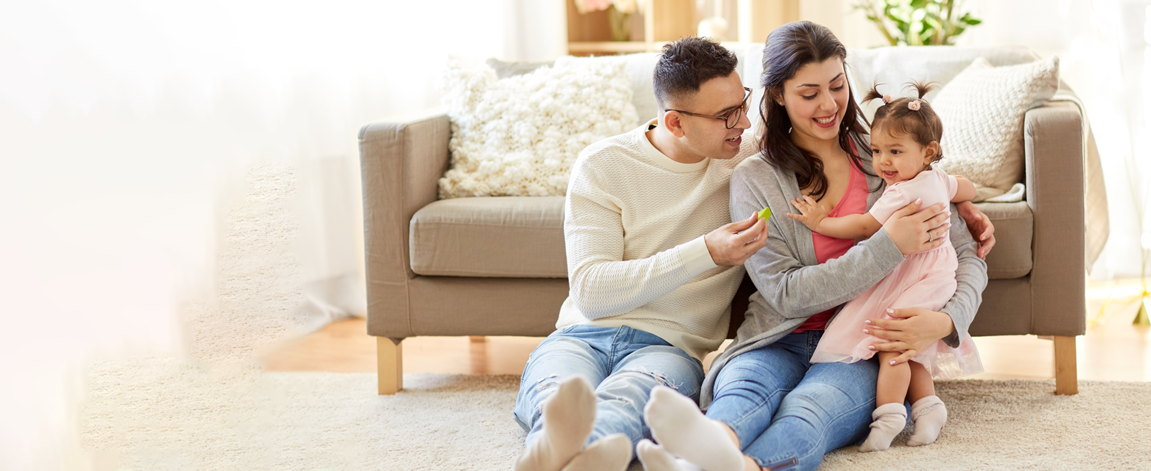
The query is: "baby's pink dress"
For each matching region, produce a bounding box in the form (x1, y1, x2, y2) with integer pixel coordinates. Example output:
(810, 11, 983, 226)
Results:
(810, 168, 984, 380)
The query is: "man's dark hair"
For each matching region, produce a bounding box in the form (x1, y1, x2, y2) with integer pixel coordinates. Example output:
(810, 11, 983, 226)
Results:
(653, 36, 739, 109)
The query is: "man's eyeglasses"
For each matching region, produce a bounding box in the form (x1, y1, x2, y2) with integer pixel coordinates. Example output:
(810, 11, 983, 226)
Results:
(664, 87, 752, 129)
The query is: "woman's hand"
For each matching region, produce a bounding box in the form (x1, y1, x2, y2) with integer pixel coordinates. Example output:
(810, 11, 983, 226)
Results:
(955, 201, 996, 259)
(882, 200, 951, 255)
(864, 307, 955, 365)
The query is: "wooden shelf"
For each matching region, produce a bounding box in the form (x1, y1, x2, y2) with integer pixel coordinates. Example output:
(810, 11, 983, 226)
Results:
(566, 0, 695, 56)
(565, 0, 800, 56)
(567, 41, 663, 54)
(568, 40, 760, 56)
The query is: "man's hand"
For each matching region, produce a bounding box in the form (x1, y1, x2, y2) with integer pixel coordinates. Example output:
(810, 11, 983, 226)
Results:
(786, 195, 829, 233)
(705, 213, 768, 266)
(864, 307, 955, 365)
(955, 201, 996, 259)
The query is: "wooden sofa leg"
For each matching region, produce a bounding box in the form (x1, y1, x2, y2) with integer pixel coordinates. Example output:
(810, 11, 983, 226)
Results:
(1054, 336, 1078, 395)
(378, 337, 403, 395)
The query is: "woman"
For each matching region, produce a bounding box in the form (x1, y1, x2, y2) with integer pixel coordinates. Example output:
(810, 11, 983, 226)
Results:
(639, 21, 995, 471)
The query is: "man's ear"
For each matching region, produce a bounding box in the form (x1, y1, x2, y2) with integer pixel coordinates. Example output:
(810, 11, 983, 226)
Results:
(663, 111, 686, 138)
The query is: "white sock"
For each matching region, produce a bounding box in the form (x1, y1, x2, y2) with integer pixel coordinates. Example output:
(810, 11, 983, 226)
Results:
(643, 386, 743, 471)
(859, 403, 907, 452)
(515, 376, 597, 471)
(907, 396, 947, 447)
(636, 439, 704, 471)
(561, 434, 632, 471)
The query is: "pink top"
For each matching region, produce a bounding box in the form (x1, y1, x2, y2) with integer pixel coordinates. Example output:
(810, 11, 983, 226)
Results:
(869, 168, 959, 240)
(792, 160, 870, 334)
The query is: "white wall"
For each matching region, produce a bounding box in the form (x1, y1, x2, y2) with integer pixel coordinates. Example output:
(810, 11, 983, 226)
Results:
(800, 0, 888, 49)
(0, 2, 566, 470)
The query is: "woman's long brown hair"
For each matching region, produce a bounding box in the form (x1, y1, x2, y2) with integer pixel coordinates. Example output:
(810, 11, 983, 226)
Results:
(757, 21, 874, 201)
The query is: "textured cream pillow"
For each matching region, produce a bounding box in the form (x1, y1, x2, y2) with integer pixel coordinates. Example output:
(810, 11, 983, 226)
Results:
(438, 56, 639, 198)
(933, 56, 1059, 193)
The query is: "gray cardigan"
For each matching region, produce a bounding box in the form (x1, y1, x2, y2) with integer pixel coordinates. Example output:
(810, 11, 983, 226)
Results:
(699, 149, 988, 409)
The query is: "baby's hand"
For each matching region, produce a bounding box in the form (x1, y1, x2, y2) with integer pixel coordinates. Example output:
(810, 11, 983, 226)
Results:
(786, 195, 829, 232)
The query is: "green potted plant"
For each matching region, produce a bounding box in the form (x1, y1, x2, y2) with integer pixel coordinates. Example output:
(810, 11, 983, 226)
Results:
(855, 0, 982, 46)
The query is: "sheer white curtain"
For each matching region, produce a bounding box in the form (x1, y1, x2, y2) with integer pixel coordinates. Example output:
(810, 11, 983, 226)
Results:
(0, 1, 564, 470)
(956, 0, 1151, 280)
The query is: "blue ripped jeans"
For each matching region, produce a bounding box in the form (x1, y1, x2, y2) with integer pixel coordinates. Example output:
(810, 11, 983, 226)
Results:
(513, 325, 705, 448)
(707, 331, 879, 471)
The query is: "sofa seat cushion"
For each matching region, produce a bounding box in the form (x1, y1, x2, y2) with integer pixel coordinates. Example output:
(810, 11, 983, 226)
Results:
(410, 197, 1031, 280)
(410, 196, 567, 277)
(976, 201, 1033, 279)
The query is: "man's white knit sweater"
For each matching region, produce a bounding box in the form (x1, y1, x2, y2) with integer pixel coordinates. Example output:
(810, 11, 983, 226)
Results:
(556, 119, 759, 361)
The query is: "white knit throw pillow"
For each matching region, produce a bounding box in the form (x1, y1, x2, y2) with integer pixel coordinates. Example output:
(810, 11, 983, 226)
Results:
(933, 56, 1059, 193)
(438, 56, 639, 198)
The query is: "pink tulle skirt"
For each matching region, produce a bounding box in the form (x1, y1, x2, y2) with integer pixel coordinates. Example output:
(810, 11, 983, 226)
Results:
(810, 244, 983, 380)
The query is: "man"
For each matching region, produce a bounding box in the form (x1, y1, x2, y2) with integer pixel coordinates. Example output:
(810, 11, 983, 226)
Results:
(513, 37, 767, 471)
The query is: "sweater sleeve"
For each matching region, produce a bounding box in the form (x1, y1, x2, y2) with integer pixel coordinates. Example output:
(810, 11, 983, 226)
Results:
(564, 161, 719, 320)
(940, 208, 988, 346)
(730, 161, 907, 319)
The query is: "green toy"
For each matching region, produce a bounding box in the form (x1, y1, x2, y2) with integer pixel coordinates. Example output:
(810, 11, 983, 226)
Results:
(758, 206, 772, 220)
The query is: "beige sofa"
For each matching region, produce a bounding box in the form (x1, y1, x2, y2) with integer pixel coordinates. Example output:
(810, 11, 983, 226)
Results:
(359, 45, 1100, 396)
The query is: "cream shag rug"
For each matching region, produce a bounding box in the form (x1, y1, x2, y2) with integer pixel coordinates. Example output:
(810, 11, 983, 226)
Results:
(79, 365, 1151, 470)
(76, 162, 1151, 470)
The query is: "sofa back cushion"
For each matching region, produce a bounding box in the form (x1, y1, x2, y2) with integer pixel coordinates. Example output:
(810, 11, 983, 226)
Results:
(409, 196, 1031, 280)
(473, 45, 1044, 152)
(844, 46, 1040, 120)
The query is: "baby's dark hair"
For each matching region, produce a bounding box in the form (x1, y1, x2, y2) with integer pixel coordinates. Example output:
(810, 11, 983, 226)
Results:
(863, 81, 944, 163)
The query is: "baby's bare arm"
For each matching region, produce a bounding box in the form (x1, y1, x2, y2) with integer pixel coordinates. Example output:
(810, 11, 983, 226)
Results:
(787, 195, 882, 239)
(952, 176, 976, 203)
(815, 213, 882, 239)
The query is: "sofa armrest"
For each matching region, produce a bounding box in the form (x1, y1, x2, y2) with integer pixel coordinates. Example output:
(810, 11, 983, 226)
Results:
(359, 108, 451, 338)
(1023, 101, 1085, 337)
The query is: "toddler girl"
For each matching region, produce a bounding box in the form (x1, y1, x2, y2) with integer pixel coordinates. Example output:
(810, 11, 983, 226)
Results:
(787, 82, 984, 452)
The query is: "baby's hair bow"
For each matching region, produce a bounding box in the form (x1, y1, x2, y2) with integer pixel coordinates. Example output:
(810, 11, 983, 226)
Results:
(908, 99, 922, 111)
(882, 94, 893, 104)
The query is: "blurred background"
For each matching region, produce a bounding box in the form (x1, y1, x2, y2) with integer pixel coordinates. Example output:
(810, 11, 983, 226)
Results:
(1, 1, 1147, 469)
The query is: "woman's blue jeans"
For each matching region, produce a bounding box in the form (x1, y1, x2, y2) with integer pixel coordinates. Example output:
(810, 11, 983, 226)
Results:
(707, 331, 879, 471)
(513, 325, 705, 448)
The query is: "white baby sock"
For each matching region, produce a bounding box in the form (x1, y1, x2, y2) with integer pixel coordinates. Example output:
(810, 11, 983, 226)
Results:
(644, 386, 744, 471)
(636, 439, 704, 471)
(907, 396, 948, 447)
(858, 403, 907, 452)
(562, 433, 632, 471)
(515, 376, 597, 471)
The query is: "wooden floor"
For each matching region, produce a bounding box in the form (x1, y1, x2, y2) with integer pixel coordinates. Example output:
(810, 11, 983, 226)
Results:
(263, 278, 1151, 382)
